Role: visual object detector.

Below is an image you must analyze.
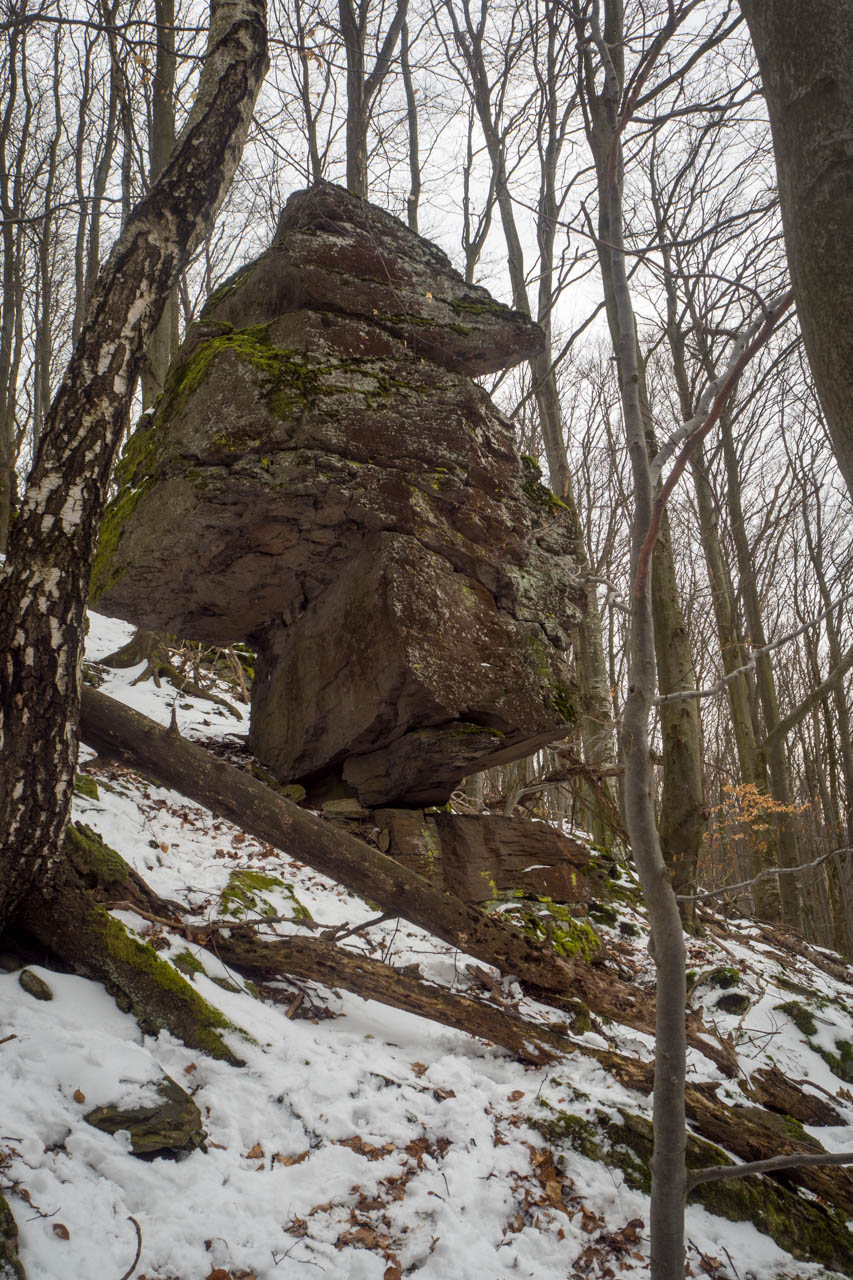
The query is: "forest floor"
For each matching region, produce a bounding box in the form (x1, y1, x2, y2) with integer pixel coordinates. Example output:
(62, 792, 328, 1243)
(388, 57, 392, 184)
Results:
(1, 612, 851, 1280)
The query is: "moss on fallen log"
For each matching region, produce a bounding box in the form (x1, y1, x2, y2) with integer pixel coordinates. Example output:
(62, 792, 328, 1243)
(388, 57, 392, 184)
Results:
(17, 826, 245, 1065)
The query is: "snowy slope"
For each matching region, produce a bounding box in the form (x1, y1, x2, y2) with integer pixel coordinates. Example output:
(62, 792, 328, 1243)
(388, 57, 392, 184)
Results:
(1, 612, 851, 1280)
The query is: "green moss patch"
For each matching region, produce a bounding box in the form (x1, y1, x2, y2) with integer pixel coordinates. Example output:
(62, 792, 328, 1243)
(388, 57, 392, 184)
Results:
(535, 1104, 853, 1271)
(90, 476, 154, 601)
(220, 869, 312, 923)
(172, 949, 205, 978)
(775, 999, 818, 1037)
(73, 773, 99, 801)
(520, 454, 569, 516)
(587, 901, 619, 929)
(65, 822, 130, 889)
(496, 897, 601, 962)
(775, 1000, 853, 1083)
(698, 966, 741, 990)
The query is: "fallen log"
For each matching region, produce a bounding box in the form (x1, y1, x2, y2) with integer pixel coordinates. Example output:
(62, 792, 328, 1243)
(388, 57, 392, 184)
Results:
(207, 924, 574, 1065)
(23, 818, 577, 1066)
(590, 1049, 853, 1212)
(80, 686, 645, 1027)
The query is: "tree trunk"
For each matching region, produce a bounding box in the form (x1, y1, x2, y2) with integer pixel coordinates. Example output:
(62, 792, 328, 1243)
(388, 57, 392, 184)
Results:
(689, 445, 781, 920)
(579, 1, 689, 1269)
(739, 0, 853, 498)
(720, 411, 804, 929)
(141, 0, 180, 409)
(0, 0, 268, 932)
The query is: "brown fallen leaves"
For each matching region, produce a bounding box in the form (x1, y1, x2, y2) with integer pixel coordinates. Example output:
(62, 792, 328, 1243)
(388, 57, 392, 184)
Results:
(282, 1133, 450, 1275)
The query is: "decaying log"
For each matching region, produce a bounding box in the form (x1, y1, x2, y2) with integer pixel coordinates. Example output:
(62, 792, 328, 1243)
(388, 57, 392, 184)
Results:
(21, 818, 578, 1065)
(207, 925, 574, 1065)
(590, 1049, 853, 1211)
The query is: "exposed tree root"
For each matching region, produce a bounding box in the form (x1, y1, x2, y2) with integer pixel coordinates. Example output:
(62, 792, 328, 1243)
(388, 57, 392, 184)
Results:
(100, 628, 241, 718)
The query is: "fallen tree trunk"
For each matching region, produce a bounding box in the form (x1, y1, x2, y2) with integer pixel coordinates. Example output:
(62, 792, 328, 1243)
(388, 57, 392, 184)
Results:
(79, 686, 737, 1073)
(20, 818, 578, 1065)
(79, 686, 643, 1024)
(23, 814, 846, 1224)
(592, 1050, 853, 1213)
(208, 925, 574, 1065)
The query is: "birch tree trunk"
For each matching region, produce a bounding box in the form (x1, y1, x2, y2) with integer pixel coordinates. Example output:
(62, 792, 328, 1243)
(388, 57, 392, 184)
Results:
(0, 0, 268, 932)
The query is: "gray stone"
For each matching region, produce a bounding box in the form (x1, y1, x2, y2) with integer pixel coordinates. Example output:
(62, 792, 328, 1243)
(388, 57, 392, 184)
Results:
(375, 809, 593, 903)
(18, 969, 53, 1001)
(85, 1075, 204, 1156)
(250, 533, 577, 805)
(205, 181, 544, 376)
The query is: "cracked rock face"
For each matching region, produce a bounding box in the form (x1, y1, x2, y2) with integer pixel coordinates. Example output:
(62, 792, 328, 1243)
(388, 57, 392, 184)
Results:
(93, 182, 584, 805)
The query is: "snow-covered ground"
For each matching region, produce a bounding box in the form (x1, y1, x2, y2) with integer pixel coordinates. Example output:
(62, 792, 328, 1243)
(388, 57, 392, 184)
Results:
(1, 612, 851, 1279)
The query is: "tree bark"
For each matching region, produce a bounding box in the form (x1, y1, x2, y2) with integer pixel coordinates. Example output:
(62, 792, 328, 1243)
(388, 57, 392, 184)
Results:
(739, 0, 853, 498)
(0, 0, 268, 931)
(209, 928, 573, 1065)
(338, 0, 408, 198)
(141, 0, 180, 409)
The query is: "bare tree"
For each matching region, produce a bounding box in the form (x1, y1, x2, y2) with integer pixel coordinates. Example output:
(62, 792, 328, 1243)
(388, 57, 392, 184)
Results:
(338, 0, 409, 196)
(0, 0, 268, 929)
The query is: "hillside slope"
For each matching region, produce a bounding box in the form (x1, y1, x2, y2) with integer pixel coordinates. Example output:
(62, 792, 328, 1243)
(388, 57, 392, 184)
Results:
(1, 613, 851, 1280)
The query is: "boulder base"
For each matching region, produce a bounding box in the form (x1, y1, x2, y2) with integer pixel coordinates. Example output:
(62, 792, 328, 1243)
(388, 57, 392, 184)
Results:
(373, 809, 595, 904)
(250, 532, 577, 805)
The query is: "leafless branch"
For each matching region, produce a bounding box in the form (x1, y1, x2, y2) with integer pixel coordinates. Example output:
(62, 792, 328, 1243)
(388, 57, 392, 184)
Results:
(687, 1149, 853, 1191)
(676, 847, 852, 903)
(655, 589, 853, 705)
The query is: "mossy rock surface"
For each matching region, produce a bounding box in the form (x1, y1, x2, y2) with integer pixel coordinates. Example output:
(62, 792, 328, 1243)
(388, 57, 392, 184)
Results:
(220, 869, 312, 923)
(496, 898, 601, 962)
(89, 184, 584, 811)
(534, 1103, 853, 1272)
(85, 1075, 205, 1156)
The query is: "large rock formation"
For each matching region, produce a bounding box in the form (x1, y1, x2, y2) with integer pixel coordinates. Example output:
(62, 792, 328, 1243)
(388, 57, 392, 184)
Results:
(93, 183, 584, 806)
